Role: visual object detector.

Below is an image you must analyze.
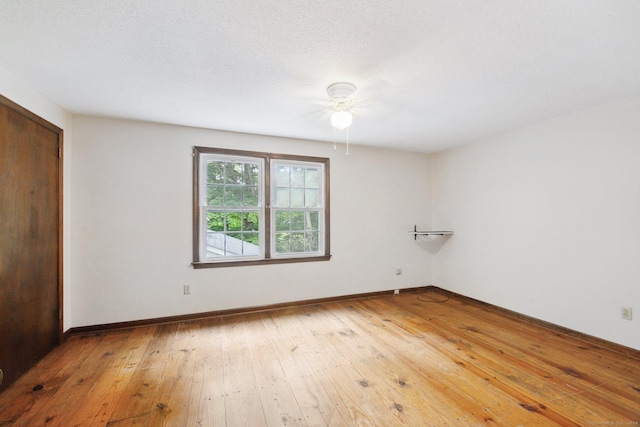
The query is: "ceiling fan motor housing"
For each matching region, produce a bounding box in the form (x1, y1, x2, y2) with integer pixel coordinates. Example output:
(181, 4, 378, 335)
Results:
(327, 82, 357, 102)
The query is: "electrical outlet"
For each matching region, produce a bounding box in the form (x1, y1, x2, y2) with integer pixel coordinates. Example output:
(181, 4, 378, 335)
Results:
(184, 284, 191, 295)
(394, 289, 400, 295)
(621, 306, 632, 321)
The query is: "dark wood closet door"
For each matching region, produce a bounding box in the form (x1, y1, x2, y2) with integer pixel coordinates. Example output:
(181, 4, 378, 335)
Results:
(0, 95, 62, 392)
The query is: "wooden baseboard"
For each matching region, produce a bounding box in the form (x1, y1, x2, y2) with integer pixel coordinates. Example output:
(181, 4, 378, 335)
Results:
(432, 286, 640, 360)
(64, 286, 429, 339)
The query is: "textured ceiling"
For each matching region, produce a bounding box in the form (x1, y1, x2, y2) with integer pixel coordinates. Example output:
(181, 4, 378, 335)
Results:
(2, 1, 640, 153)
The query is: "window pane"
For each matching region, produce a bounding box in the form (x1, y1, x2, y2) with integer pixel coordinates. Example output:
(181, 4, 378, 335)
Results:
(275, 165, 289, 187)
(207, 161, 225, 184)
(244, 163, 259, 186)
(291, 167, 305, 187)
(205, 231, 225, 257)
(243, 231, 260, 246)
(305, 211, 319, 231)
(291, 232, 305, 252)
(243, 186, 259, 206)
(226, 212, 242, 231)
(226, 233, 243, 255)
(305, 189, 319, 208)
(306, 232, 319, 251)
(207, 185, 224, 205)
(291, 211, 304, 230)
(225, 163, 243, 184)
(275, 188, 289, 208)
(207, 211, 224, 231)
(275, 211, 290, 231)
(291, 189, 304, 208)
(242, 212, 259, 231)
(226, 186, 243, 206)
(242, 235, 260, 255)
(275, 232, 290, 253)
(305, 168, 320, 188)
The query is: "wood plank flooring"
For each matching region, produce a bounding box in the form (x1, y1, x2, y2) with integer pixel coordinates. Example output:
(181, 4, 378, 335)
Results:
(1, 289, 638, 426)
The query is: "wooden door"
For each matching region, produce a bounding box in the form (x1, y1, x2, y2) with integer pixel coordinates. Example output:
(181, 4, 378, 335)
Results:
(0, 94, 62, 392)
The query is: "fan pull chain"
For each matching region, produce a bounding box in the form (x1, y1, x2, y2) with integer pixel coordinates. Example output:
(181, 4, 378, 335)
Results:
(331, 126, 350, 156)
(333, 126, 337, 151)
(346, 127, 349, 156)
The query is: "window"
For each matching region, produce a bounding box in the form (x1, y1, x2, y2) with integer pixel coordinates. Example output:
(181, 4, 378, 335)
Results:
(193, 147, 330, 268)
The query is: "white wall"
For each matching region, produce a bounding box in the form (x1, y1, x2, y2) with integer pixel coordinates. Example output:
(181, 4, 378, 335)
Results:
(431, 95, 640, 350)
(70, 116, 432, 327)
(0, 66, 74, 330)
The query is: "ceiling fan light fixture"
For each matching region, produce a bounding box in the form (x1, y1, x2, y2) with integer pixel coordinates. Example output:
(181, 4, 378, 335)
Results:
(331, 109, 352, 130)
(327, 82, 356, 131)
(326, 81, 357, 155)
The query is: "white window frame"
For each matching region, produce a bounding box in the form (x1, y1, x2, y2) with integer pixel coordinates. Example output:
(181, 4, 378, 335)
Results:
(198, 153, 265, 262)
(270, 159, 326, 259)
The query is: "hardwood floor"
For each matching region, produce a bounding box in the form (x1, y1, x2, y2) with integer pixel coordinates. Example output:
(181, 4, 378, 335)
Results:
(1, 289, 638, 426)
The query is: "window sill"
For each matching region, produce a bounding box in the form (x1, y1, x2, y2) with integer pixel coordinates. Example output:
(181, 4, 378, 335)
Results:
(192, 255, 331, 269)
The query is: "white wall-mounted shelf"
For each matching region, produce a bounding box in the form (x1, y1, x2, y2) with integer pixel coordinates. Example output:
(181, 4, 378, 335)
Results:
(410, 225, 453, 240)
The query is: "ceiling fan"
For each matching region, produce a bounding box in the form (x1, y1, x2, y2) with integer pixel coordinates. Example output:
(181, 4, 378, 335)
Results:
(293, 79, 391, 155)
(327, 82, 357, 129)
(326, 81, 357, 155)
